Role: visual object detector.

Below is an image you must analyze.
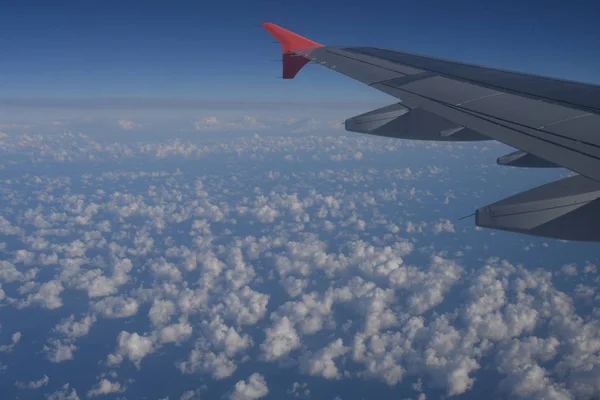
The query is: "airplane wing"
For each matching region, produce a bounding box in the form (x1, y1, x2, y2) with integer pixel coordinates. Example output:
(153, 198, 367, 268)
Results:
(262, 22, 600, 242)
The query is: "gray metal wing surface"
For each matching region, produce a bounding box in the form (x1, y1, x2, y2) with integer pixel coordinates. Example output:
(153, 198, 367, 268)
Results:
(263, 23, 600, 242)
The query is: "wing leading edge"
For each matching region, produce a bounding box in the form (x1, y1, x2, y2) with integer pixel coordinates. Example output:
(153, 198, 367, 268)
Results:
(263, 23, 600, 242)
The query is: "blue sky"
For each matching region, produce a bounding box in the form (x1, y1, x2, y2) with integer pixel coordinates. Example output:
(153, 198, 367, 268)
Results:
(1, 0, 599, 104)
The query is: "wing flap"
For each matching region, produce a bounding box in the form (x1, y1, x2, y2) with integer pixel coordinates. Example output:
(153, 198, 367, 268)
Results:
(497, 150, 559, 168)
(345, 103, 488, 141)
(476, 175, 600, 241)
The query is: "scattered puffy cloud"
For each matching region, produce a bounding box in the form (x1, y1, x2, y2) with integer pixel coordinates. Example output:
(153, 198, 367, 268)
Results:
(561, 263, 578, 277)
(194, 116, 266, 132)
(15, 374, 49, 389)
(53, 314, 96, 339)
(287, 382, 310, 398)
(300, 338, 349, 379)
(230, 373, 269, 400)
(158, 321, 193, 345)
(180, 388, 202, 400)
(432, 219, 455, 235)
(261, 317, 301, 362)
(179, 346, 238, 379)
(19, 280, 64, 309)
(149, 299, 177, 327)
(46, 383, 80, 400)
(215, 286, 269, 326)
(44, 339, 78, 363)
(93, 296, 139, 319)
(202, 316, 251, 357)
(0, 331, 22, 352)
(117, 119, 142, 130)
(87, 379, 125, 397)
(191, 115, 343, 134)
(107, 331, 156, 368)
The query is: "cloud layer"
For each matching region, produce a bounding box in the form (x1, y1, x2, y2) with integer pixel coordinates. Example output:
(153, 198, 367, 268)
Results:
(0, 129, 596, 399)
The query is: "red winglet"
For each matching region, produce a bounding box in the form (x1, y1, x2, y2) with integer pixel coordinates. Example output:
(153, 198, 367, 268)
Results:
(262, 22, 323, 79)
(262, 22, 323, 53)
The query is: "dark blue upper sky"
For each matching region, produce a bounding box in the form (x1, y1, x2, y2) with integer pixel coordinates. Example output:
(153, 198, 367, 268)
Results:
(1, 0, 599, 103)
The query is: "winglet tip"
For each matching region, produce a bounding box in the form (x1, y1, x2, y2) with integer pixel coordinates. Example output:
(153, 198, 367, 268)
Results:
(261, 22, 323, 53)
(261, 22, 323, 79)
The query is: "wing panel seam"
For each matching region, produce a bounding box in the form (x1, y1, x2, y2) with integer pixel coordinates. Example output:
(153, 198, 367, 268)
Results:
(368, 71, 438, 87)
(342, 48, 600, 114)
(380, 84, 600, 169)
(456, 92, 504, 106)
(322, 49, 422, 76)
(489, 199, 598, 218)
(381, 82, 600, 154)
(538, 113, 593, 129)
